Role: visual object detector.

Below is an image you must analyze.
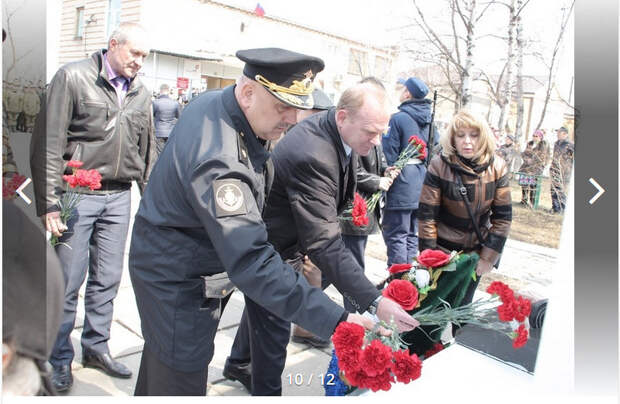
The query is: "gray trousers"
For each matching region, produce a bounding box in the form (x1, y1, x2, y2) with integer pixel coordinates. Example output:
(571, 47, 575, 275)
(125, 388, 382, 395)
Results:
(49, 191, 131, 367)
(155, 137, 168, 155)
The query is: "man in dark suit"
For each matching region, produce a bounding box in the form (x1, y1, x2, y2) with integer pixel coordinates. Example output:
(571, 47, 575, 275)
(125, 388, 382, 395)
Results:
(224, 81, 417, 394)
(152, 83, 181, 154)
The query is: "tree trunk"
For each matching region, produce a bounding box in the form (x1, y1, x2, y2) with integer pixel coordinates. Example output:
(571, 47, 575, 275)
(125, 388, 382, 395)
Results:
(514, 0, 525, 144)
(461, 0, 477, 108)
(497, 0, 517, 136)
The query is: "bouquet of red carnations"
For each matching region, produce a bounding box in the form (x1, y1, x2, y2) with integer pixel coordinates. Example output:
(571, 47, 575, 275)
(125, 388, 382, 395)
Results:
(326, 320, 422, 394)
(51, 160, 102, 246)
(384, 249, 531, 350)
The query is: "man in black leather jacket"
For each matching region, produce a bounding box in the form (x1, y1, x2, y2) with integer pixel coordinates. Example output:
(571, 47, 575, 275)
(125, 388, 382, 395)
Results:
(128, 48, 384, 396)
(30, 23, 155, 393)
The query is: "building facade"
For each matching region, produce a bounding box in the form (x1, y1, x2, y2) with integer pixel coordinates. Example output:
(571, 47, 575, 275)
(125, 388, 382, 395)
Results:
(55, 0, 397, 101)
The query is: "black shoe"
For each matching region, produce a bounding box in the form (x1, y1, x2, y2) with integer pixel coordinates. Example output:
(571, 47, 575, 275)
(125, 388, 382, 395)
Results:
(291, 334, 331, 348)
(82, 350, 132, 379)
(52, 364, 73, 393)
(223, 359, 252, 393)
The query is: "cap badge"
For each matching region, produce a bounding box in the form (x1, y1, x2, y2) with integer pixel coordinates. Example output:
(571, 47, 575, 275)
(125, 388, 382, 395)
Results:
(255, 74, 314, 96)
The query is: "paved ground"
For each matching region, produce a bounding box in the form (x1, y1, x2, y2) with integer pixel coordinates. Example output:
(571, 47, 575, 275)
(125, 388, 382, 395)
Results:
(62, 186, 559, 396)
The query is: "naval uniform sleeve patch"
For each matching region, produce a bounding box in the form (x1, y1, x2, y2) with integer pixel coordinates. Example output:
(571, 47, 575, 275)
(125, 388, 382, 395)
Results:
(214, 179, 248, 217)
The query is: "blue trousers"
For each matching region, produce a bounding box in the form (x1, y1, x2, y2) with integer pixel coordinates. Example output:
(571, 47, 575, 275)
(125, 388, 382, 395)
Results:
(50, 191, 131, 367)
(382, 208, 418, 266)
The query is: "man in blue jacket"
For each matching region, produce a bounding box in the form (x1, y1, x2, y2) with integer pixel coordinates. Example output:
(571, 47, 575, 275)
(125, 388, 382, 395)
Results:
(381, 77, 432, 266)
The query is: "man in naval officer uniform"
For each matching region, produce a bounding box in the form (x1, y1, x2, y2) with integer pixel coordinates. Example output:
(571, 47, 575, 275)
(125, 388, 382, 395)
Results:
(128, 48, 384, 396)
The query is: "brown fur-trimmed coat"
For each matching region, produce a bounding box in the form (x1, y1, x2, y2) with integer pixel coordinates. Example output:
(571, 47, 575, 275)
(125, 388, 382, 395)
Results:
(418, 154, 512, 265)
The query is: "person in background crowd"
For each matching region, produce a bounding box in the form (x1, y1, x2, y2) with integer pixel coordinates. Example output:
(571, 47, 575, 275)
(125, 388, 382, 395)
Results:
(517, 130, 549, 207)
(152, 83, 181, 154)
(128, 48, 386, 396)
(381, 77, 432, 267)
(30, 23, 156, 393)
(415, 109, 512, 355)
(549, 126, 574, 213)
(2, 29, 18, 179)
(496, 134, 517, 173)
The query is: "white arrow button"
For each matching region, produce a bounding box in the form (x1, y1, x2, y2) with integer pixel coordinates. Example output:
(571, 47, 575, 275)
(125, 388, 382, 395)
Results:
(588, 178, 605, 205)
(16, 177, 32, 205)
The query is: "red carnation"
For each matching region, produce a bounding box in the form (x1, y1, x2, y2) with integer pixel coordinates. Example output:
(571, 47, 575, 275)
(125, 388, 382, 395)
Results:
(408, 135, 425, 147)
(338, 347, 362, 374)
(514, 296, 532, 323)
(351, 192, 369, 227)
(348, 367, 393, 392)
(343, 368, 366, 389)
(391, 350, 422, 383)
(423, 342, 444, 359)
(512, 324, 529, 349)
(497, 300, 516, 322)
(382, 279, 419, 310)
(332, 322, 365, 354)
(388, 263, 412, 275)
(86, 169, 102, 190)
(360, 339, 393, 377)
(365, 369, 394, 392)
(67, 160, 84, 168)
(417, 249, 451, 268)
(486, 281, 515, 303)
(63, 174, 79, 188)
(418, 144, 428, 160)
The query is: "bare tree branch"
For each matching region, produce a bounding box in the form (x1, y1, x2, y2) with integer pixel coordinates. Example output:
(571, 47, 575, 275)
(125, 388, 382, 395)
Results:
(534, 0, 575, 131)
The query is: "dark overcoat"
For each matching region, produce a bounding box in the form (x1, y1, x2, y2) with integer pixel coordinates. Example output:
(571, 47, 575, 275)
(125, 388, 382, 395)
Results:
(264, 108, 381, 313)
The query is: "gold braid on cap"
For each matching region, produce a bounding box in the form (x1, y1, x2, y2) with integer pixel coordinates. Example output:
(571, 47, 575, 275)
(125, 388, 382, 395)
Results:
(255, 74, 314, 96)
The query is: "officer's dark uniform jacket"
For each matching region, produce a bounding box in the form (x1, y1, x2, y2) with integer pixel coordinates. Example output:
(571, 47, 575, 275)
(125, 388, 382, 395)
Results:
(128, 86, 345, 372)
(30, 49, 156, 217)
(264, 108, 381, 313)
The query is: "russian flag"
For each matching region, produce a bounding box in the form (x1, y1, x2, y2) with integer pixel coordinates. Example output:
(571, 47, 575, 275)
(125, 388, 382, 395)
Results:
(254, 2, 265, 17)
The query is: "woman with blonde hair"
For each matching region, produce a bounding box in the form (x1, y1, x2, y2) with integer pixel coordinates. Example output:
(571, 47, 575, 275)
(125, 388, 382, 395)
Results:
(410, 110, 512, 355)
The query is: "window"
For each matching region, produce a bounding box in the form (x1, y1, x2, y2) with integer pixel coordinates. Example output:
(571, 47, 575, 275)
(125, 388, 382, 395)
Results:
(348, 49, 368, 76)
(76, 7, 84, 38)
(106, 0, 122, 38)
(374, 56, 391, 80)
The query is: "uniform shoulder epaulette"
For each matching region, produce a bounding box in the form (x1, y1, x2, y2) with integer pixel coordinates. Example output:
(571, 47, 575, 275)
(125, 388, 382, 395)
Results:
(237, 131, 250, 168)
